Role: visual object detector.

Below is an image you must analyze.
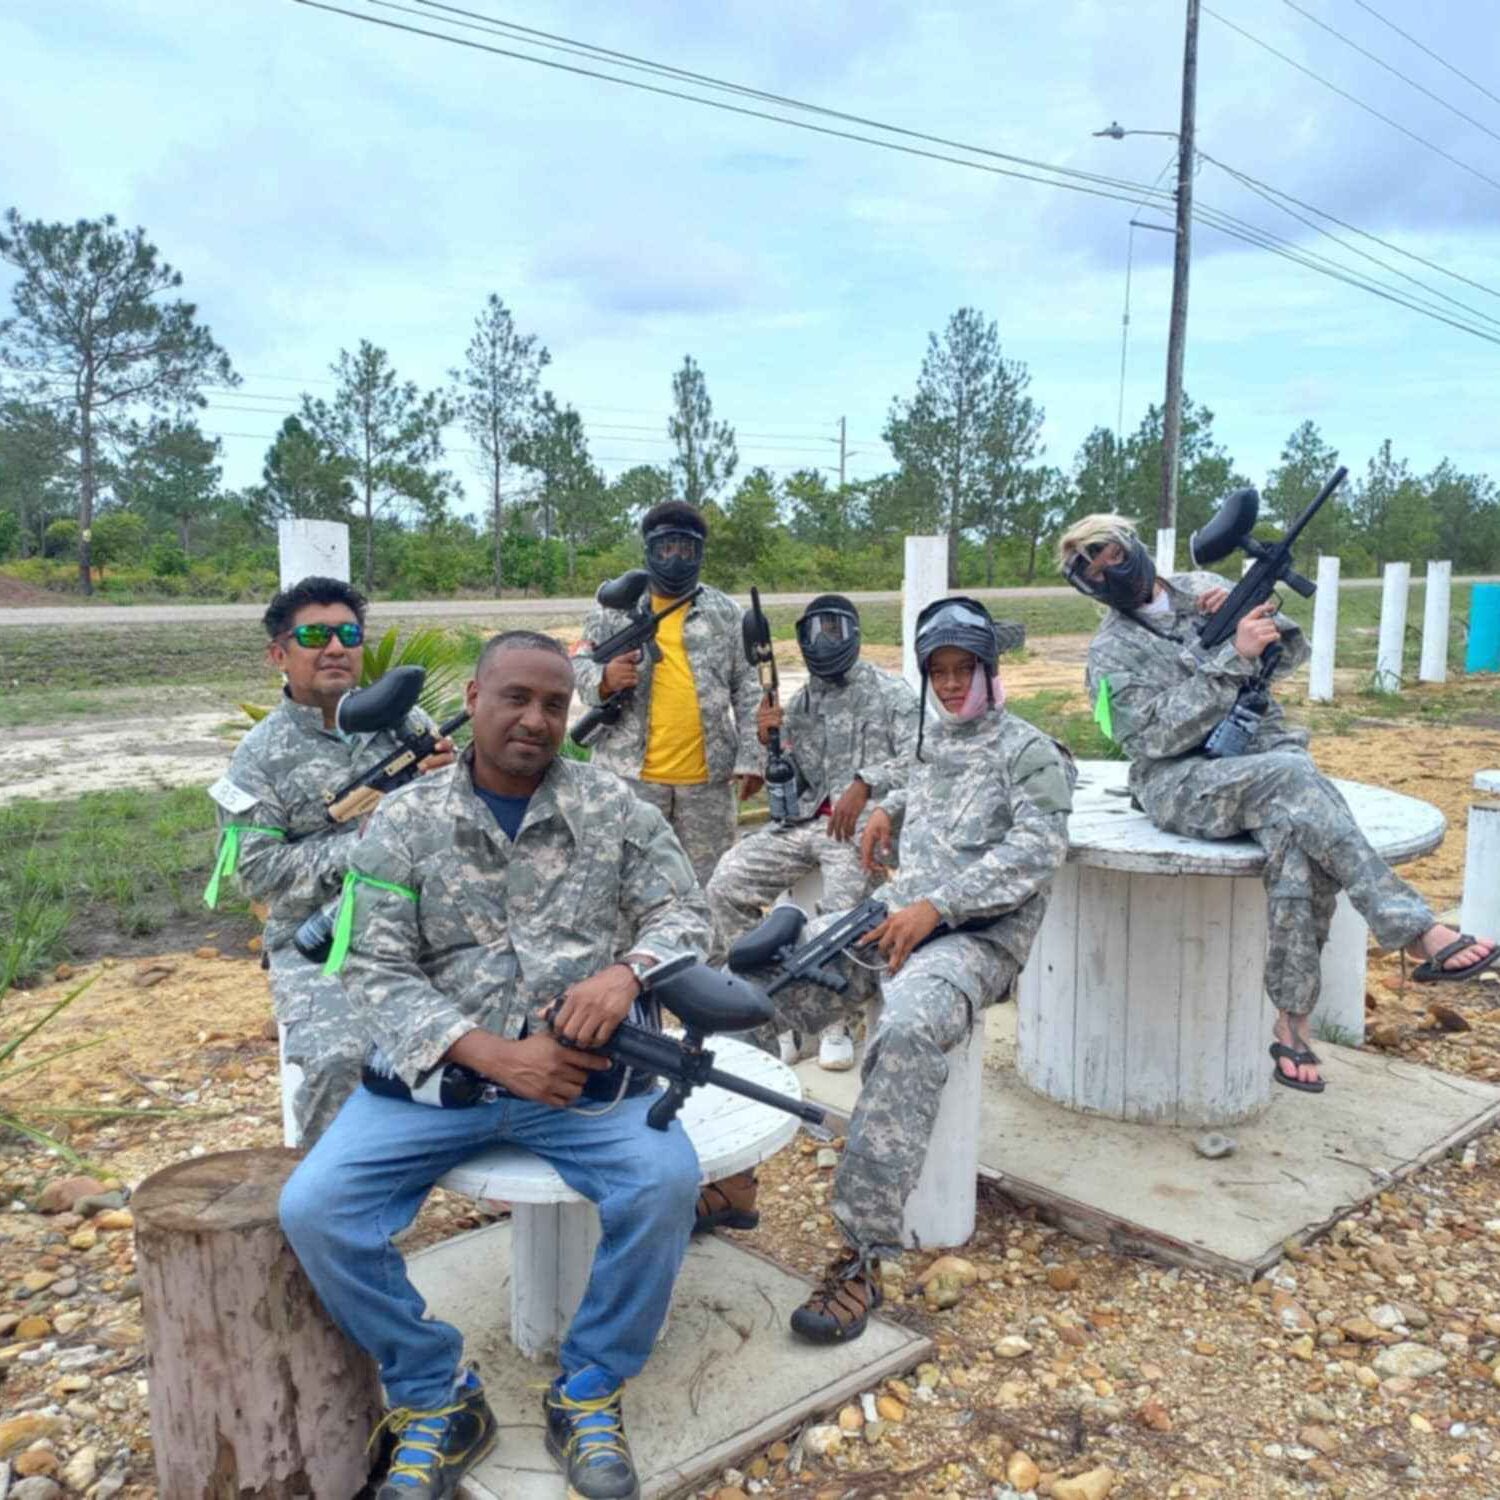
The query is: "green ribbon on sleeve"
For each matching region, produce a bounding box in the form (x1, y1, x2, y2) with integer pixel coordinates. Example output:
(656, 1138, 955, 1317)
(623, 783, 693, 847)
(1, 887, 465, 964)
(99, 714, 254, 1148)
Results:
(324, 868, 419, 976)
(203, 824, 285, 909)
(1093, 675, 1115, 742)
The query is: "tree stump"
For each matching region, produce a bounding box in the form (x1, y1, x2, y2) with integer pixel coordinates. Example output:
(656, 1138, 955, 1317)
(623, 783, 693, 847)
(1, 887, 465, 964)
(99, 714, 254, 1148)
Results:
(134, 1148, 382, 1499)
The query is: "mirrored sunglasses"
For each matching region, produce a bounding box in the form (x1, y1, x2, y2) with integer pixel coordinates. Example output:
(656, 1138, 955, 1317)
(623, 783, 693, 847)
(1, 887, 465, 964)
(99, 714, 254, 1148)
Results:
(280, 622, 364, 649)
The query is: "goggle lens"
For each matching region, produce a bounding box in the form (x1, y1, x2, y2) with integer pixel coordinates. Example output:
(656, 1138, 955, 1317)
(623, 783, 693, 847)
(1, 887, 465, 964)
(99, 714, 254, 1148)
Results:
(289, 622, 364, 648)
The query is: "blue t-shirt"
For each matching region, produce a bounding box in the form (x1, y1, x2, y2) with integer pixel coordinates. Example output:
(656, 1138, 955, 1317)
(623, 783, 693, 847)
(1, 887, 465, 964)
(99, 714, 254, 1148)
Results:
(474, 786, 531, 842)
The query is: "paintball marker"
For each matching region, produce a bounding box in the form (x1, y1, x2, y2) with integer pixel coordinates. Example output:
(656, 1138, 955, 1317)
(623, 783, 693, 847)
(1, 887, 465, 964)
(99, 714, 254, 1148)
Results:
(729, 897, 889, 997)
(569, 571, 703, 747)
(360, 955, 826, 1132)
(742, 586, 808, 822)
(1188, 466, 1348, 757)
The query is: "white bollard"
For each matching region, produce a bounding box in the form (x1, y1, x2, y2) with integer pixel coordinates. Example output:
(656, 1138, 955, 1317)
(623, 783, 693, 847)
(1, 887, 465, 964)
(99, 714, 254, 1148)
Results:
(1460, 770, 1500, 942)
(901, 535, 949, 689)
(1419, 560, 1452, 684)
(278, 519, 350, 590)
(1155, 526, 1176, 579)
(1374, 562, 1410, 692)
(1313, 894, 1369, 1046)
(1308, 555, 1340, 702)
(277, 1024, 302, 1149)
(900, 1020, 983, 1250)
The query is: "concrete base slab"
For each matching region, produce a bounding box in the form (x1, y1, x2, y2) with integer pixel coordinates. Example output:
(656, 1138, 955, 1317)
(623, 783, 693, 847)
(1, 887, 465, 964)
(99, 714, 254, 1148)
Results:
(796, 1007, 1500, 1281)
(407, 1224, 930, 1500)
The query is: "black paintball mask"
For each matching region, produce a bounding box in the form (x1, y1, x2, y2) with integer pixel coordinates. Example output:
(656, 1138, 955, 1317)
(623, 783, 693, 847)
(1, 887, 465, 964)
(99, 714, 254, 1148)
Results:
(795, 594, 861, 682)
(1064, 536, 1157, 613)
(643, 525, 704, 598)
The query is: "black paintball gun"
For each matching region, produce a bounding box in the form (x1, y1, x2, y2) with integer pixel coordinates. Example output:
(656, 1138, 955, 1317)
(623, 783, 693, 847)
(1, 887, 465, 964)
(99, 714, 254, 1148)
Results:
(360, 954, 826, 1132)
(1188, 465, 1348, 757)
(569, 570, 703, 747)
(742, 586, 808, 822)
(729, 898, 889, 997)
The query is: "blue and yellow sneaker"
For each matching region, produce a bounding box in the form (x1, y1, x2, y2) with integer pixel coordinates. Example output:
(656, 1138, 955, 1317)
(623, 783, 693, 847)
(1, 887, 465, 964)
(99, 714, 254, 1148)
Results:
(543, 1365, 639, 1500)
(372, 1367, 496, 1499)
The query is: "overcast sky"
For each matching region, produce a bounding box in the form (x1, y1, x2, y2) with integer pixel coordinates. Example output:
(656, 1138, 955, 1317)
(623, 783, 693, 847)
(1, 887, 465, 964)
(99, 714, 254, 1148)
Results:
(4, 0, 1498, 518)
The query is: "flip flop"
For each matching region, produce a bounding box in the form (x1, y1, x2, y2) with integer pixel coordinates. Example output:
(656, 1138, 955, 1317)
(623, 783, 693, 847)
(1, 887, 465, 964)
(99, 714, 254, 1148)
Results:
(1410, 935, 1500, 984)
(1269, 1042, 1326, 1094)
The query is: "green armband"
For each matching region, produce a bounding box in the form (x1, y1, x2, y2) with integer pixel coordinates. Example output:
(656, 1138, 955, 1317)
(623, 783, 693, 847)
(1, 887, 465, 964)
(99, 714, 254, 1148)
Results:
(324, 867, 419, 976)
(203, 824, 285, 909)
(1093, 675, 1114, 742)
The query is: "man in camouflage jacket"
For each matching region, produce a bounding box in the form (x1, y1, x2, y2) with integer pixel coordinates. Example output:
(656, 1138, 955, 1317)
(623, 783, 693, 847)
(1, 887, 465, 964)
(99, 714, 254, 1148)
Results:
(205, 576, 450, 1145)
(1061, 512, 1496, 1094)
(572, 501, 762, 885)
(280, 630, 711, 1500)
(749, 599, 1072, 1347)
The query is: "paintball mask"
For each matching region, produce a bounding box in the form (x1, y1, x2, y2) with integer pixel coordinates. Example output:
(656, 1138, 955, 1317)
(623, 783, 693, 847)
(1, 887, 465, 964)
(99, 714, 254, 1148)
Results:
(913, 596, 1002, 757)
(796, 595, 861, 681)
(1064, 535, 1157, 612)
(643, 526, 704, 598)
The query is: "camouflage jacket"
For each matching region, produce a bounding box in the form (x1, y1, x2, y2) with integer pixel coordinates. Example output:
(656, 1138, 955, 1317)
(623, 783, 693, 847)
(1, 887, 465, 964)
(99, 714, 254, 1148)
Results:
(878, 708, 1073, 967)
(1083, 571, 1310, 802)
(207, 692, 435, 953)
(776, 660, 919, 821)
(335, 750, 712, 1085)
(572, 584, 761, 782)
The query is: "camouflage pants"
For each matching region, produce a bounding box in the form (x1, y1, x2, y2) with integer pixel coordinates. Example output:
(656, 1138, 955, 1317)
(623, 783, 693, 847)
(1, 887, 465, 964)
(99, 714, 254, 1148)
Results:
(269, 947, 368, 1147)
(627, 778, 738, 889)
(1141, 748, 1434, 1016)
(771, 917, 1017, 1253)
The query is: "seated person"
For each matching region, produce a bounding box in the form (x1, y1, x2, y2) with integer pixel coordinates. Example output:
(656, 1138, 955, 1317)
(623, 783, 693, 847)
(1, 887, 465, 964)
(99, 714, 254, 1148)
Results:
(747, 598, 1073, 1344)
(1058, 512, 1498, 1093)
(279, 631, 711, 1500)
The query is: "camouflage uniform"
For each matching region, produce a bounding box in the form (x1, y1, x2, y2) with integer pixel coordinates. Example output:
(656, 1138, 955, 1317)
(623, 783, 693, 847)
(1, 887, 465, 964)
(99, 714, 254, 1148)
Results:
(573, 585, 761, 885)
(771, 709, 1073, 1252)
(1085, 572, 1434, 1015)
(207, 693, 434, 1143)
(707, 661, 919, 963)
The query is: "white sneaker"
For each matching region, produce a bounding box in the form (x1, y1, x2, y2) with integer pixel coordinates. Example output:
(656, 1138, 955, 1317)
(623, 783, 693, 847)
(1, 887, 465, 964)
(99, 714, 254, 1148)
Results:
(778, 1031, 801, 1066)
(817, 1025, 855, 1071)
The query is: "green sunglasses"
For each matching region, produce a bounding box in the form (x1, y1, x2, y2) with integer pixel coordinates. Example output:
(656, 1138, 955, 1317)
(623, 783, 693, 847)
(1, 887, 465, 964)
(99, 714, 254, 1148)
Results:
(279, 622, 365, 649)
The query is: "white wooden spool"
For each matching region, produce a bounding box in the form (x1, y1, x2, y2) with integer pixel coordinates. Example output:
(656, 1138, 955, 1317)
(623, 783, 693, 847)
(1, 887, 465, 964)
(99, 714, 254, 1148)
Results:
(1375, 562, 1410, 692)
(1460, 770, 1500, 942)
(437, 1038, 802, 1360)
(1308, 555, 1340, 703)
(1017, 761, 1444, 1127)
(1419, 560, 1452, 684)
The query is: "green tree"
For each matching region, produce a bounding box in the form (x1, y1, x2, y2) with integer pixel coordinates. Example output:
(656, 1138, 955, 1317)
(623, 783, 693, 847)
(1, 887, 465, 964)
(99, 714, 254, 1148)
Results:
(1353, 440, 1434, 566)
(785, 468, 863, 552)
(43, 518, 78, 556)
(512, 395, 610, 582)
(299, 341, 453, 591)
(115, 417, 222, 554)
(0, 508, 19, 561)
(1114, 398, 1247, 553)
(450, 294, 550, 596)
(254, 415, 355, 525)
(1067, 427, 1127, 525)
(0, 399, 75, 557)
(1010, 465, 1070, 581)
(668, 355, 737, 509)
(1422, 460, 1499, 573)
(1263, 421, 1346, 559)
(0, 209, 236, 592)
(89, 509, 147, 575)
(706, 467, 780, 587)
(608, 464, 671, 525)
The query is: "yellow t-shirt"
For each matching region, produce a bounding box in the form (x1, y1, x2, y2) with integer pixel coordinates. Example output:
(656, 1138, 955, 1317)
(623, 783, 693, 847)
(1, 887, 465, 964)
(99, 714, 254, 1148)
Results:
(640, 594, 710, 785)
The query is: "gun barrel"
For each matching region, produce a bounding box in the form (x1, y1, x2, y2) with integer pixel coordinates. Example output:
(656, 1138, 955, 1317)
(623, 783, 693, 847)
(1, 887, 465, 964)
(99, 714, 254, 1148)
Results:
(700, 1062, 826, 1126)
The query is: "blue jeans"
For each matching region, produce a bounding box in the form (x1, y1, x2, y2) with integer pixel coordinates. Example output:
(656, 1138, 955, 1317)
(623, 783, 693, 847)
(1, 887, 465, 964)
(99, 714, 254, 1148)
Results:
(279, 1084, 700, 1410)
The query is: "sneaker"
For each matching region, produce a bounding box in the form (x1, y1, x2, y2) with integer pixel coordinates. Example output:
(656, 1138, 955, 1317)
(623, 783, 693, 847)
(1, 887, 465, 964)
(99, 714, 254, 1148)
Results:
(543, 1365, 639, 1500)
(372, 1368, 496, 1498)
(692, 1169, 759, 1235)
(816, 1024, 855, 1071)
(777, 1030, 801, 1066)
(789, 1249, 883, 1344)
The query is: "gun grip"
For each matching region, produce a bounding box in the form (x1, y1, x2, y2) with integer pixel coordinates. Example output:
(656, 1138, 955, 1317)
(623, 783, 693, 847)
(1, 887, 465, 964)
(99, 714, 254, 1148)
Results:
(1285, 569, 1316, 598)
(814, 966, 850, 996)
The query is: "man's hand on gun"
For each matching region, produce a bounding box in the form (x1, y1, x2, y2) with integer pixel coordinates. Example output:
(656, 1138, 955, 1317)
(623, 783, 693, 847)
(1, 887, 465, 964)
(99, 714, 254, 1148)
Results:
(859, 806, 895, 876)
(601, 651, 642, 698)
(552, 963, 642, 1049)
(827, 778, 870, 842)
(1233, 600, 1281, 660)
(861, 898, 943, 975)
(416, 735, 458, 775)
(447, 1029, 610, 1108)
(756, 696, 784, 746)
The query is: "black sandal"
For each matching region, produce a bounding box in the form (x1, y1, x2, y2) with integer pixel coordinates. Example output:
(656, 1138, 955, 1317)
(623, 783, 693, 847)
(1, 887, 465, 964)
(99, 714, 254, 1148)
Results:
(1410, 935, 1500, 984)
(1269, 1042, 1326, 1094)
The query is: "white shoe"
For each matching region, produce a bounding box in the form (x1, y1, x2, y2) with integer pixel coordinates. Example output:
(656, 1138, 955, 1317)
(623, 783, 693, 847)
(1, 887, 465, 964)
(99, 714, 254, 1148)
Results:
(778, 1031, 800, 1066)
(817, 1025, 855, 1071)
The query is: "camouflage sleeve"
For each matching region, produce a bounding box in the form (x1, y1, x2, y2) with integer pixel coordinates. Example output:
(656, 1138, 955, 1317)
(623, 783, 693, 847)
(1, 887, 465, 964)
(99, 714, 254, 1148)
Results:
(924, 740, 1072, 928)
(1270, 610, 1310, 676)
(856, 677, 919, 796)
(617, 796, 713, 963)
(878, 783, 910, 832)
(728, 613, 764, 777)
(1095, 638, 1259, 763)
(336, 809, 475, 1086)
(571, 603, 610, 707)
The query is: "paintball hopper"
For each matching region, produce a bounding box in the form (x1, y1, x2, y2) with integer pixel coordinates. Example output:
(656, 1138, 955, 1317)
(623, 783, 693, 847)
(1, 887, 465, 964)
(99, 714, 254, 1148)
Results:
(652, 961, 774, 1035)
(336, 665, 425, 736)
(596, 569, 651, 612)
(1189, 487, 1260, 568)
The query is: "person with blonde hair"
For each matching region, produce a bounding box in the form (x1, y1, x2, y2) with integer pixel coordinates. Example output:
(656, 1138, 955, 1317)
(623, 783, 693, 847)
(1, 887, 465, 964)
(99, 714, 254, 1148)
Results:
(1058, 513, 1498, 1094)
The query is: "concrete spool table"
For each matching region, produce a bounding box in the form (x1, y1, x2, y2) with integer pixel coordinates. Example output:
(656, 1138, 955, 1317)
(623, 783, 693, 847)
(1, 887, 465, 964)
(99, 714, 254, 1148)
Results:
(1017, 759, 1446, 1128)
(435, 1035, 803, 1359)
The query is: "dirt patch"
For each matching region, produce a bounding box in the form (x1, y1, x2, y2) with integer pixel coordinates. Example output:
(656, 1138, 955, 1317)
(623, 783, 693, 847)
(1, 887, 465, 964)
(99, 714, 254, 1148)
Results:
(0, 572, 71, 606)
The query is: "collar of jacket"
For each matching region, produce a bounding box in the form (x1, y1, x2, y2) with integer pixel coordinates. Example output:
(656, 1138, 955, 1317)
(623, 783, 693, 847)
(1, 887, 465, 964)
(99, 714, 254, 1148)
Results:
(444, 744, 586, 846)
(275, 689, 342, 738)
(926, 705, 1008, 747)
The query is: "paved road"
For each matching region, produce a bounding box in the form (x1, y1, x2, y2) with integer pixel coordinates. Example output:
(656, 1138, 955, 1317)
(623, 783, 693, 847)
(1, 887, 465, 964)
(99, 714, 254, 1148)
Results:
(2, 575, 1487, 628)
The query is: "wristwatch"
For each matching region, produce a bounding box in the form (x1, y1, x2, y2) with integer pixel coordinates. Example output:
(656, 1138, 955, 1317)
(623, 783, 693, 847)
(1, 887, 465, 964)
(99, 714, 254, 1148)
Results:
(621, 954, 656, 995)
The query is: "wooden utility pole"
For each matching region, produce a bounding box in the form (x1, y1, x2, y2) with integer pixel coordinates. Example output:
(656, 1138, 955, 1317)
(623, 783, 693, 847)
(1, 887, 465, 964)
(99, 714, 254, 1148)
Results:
(1160, 0, 1200, 572)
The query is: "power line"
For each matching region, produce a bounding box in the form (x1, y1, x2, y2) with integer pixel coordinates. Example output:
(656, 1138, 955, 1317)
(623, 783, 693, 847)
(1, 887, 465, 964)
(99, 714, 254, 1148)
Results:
(1203, 5, 1500, 195)
(1277, 0, 1500, 146)
(1348, 0, 1500, 111)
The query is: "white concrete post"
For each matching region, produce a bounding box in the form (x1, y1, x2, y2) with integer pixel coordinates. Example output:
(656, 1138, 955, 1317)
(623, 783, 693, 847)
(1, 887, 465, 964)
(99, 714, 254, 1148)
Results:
(277, 519, 350, 590)
(1313, 894, 1369, 1046)
(277, 1024, 302, 1149)
(1308, 555, 1340, 703)
(1419, 560, 1452, 684)
(1155, 527, 1176, 579)
(1460, 770, 1500, 942)
(1374, 562, 1410, 692)
(901, 1020, 984, 1250)
(901, 535, 948, 690)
